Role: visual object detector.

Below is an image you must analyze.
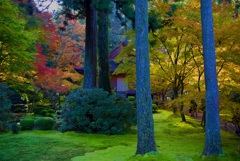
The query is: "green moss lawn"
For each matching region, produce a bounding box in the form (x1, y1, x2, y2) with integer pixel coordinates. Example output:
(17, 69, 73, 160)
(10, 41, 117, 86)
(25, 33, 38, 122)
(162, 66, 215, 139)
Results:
(0, 110, 239, 161)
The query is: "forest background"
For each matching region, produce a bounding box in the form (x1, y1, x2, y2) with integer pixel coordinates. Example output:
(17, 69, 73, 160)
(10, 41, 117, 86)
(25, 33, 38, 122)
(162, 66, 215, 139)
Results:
(1, 0, 240, 119)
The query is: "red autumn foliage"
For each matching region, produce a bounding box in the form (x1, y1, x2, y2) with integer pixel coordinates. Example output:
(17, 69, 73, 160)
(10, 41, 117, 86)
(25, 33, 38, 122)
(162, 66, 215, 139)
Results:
(34, 44, 70, 93)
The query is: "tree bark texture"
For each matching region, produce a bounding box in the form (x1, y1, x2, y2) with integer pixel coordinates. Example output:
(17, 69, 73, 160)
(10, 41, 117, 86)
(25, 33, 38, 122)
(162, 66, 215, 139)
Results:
(83, 0, 97, 89)
(135, 0, 157, 155)
(97, 8, 112, 94)
(201, 0, 223, 156)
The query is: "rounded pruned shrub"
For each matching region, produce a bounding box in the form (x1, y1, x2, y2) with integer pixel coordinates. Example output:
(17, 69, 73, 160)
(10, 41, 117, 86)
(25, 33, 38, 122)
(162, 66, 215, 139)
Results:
(33, 107, 45, 115)
(48, 109, 55, 114)
(41, 110, 49, 116)
(13, 108, 22, 113)
(20, 119, 35, 130)
(34, 117, 55, 130)
(60, 88, 136, 134)
(10, 122, 20, 134)
(152, 104, 159, 113)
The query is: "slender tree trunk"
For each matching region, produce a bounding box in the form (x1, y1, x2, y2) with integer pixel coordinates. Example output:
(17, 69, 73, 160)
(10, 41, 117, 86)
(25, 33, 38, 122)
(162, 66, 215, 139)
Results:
(135, 0, 157, 155)
(97, 8, 112, 94)
(180, 81, 186, 122)
(83, 0, 97, 88)
(201, 0, 223, 156)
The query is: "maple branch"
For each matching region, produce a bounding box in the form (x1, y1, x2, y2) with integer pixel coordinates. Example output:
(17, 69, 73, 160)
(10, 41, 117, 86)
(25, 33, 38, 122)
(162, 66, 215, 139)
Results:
(217, 59, 225, 75)
(154, 55, 172, 82)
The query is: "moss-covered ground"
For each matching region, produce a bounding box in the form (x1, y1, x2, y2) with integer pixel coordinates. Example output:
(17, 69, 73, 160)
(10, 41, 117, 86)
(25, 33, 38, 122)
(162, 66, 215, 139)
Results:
(0, 110, 239, 161)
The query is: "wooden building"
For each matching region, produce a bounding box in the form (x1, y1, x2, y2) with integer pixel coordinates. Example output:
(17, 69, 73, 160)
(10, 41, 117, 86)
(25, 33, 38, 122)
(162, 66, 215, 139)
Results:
(74, 42, 136, 97)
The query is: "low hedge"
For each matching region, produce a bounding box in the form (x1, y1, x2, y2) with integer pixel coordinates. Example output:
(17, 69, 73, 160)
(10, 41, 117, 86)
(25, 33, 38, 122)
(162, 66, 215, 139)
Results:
(20, 119, 35, 130)
(34, 117, 55, 130)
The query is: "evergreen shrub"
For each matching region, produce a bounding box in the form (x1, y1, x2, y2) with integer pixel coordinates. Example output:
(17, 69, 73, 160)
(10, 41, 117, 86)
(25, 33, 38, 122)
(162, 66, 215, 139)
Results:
(33, 107, 45, 115)
(41, 110, 49, 116)
(47, 109, 55, 114)
(128, 96, 136, 108)
(34, 117, 55, 130)
(60, 88, 136, 134)
(20, 119, 35, 130)
(14, 108, 22, 113)
(10, 122, 20, 134)
(152, 104, 159, 113)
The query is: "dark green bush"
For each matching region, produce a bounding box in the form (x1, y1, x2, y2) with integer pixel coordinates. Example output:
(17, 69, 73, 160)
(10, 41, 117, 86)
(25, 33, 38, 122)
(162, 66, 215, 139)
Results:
(128, 96, 136, 108)
(10, 122, 20, 134)
(41, 110, 49, 116)
(60, 88, 136, 134)
(152, 104, 159, 113)
(33, 107, 45, 115)
(0, 83, 14, 132)
(34, 117, 55, 130)
(14, 108, 22, 113)
(47, 109, 55, 114)
(20, 119, 35, 130)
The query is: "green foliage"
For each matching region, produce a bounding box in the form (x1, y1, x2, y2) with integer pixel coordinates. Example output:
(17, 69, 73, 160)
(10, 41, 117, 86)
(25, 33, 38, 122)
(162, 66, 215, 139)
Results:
(13, 108, 22, 113)
(152, 104, 159, 113)
(47, 109, 55, 114)
(0, 83, 14, 132)
(114, 0, 135, 22)
(128, 96, 135, 102)
(41, 109, 55, 117)
(34, 117, 55, 130)
(41, 110, 49, 116)
(60, 88, 136, 134)
(33, 107, 55, 117)
(128, 96, 136, 107)
(0, 0, 37, 84)
(20, 119, 35, 130)
(92, 0, 111, 11)
(10, 123, 20, 134)
(33, 107, 45, 115)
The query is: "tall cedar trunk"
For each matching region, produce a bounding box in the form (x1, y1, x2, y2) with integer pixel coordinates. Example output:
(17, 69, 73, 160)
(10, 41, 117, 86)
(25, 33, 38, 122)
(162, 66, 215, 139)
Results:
(135, 0, 157, 155)
(201, 0, 223, 156)
(83, 0, 97, 88)
(97, 9, 112, 94)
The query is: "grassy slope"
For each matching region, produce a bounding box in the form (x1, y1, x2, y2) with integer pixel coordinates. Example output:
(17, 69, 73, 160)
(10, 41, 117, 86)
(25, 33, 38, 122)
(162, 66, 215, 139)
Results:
(0, 110, 239, 161)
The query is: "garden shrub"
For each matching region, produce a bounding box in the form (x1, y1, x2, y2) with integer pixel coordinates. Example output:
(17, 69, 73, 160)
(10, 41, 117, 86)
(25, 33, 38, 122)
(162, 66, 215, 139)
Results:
(47, 109, 55, 114)
(39, 109, 55, 117)
(20, 119, 35, 130)
(41, 110, 49, 116)
(34, 117, 55, 130)
(152, 104, 159, 113)
(10, 122, 20, 134)
(128, 96, 136, 108)
(0, 83, 14, 132)
(60, 88, 136, 134)
(13, 108, 22, 113)
(33, 107, 45, 115)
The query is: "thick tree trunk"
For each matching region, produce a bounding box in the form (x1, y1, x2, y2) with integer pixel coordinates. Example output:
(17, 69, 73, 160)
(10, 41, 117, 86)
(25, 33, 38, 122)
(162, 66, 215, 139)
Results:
(135, 0, 157, 155)
(97, 9, 112, 94)
(83, 0, 97, 88)
(201, 0, 223, 156)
